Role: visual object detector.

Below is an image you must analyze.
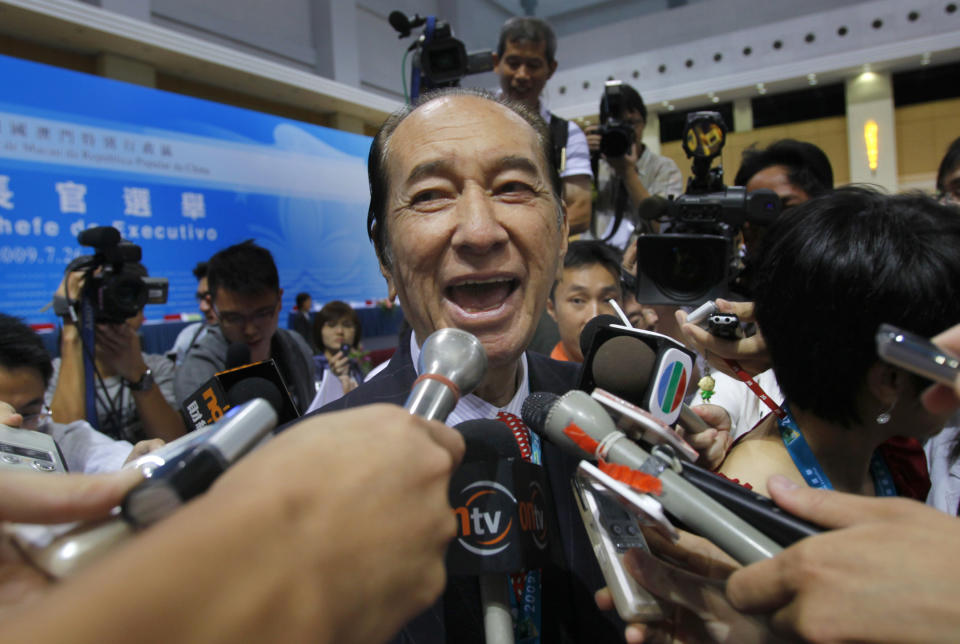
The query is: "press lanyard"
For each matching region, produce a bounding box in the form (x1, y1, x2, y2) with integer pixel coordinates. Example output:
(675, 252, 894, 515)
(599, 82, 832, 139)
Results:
(497, 411, 543, 644)
(777, 403, 898, 496)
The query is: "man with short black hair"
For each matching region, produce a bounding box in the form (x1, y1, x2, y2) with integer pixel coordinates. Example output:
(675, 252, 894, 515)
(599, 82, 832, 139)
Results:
(323, 86, 622, 643)
(493, 16, 593, 235)
(291, 291, 316, 353)
(734, 138, 834, 253)
(167, 261, 216, 365)
(174, 241, 315, 412)
(547, 240, 623, 362)
(0, 313, 151, 472)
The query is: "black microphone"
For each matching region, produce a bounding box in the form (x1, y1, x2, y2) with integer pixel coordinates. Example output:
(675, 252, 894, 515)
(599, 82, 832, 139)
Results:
(521, 390, 782, 564)
(578, 317, 694, 426)
(225, 342, 251, 370)
(578, 314, 621, 361)
(181, 360, 300, 431)
(226, 377, 284, 414)
(405, 328, 487, 422)
(388, 10, 426, 37)
(448, 419, 551, 644)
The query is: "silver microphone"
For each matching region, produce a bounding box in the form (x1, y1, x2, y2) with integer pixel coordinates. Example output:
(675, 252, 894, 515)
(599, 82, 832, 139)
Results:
(522, 389, 782, 565)
(405, 328, 487, 421)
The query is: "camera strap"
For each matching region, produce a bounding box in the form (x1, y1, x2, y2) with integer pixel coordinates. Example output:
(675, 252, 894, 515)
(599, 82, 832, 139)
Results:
(548, 113, 568, 175)
(78, 297, 100, 430)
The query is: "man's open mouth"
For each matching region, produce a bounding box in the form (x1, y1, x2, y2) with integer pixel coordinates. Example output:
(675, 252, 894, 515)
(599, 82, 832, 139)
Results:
(445, 278, 519, 313)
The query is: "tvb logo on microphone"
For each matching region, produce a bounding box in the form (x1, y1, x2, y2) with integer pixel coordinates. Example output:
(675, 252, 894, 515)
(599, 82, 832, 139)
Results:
(446, 461, 552, 574)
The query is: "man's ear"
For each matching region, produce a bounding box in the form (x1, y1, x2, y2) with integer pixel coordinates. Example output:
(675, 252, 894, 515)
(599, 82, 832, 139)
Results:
(865, 361, 904, 406)
(379, 259, 398, 302)
(546, 59, 558, 80)
(546, 294, 558, 322)
(491, 52, 501, 70)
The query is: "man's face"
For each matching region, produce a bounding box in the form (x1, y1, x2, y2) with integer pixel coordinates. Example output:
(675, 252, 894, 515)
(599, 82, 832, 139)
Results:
(380, 95, 568, 369)
(624, 109, 646, 146)
(743, 164, 812, 252)
(197, 276, 216, 325)
(745, 165, 810, 210)
(547, 263, 622, 362)
(492, 40, 557, 108)
(0, 365, 45, 429)
(213, 287, 282, 362)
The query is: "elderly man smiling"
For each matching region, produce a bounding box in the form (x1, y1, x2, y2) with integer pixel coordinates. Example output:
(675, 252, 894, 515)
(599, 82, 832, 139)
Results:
(320, 88, 622, 643)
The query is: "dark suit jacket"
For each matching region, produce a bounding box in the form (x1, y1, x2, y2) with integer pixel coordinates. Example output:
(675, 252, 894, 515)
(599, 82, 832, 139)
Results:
(291, 311, 317, 354)
(317, 331, 624, 643)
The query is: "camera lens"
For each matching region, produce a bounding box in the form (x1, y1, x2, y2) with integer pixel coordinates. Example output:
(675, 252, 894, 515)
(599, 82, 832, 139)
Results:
(637, 235, 730, 303)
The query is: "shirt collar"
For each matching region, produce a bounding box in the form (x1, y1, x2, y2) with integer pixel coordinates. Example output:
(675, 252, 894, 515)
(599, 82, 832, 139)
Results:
(409, 332, 530, 424)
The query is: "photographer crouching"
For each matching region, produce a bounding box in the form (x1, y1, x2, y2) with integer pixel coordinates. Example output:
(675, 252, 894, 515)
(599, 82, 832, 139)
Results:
(48, 227, 185, 442)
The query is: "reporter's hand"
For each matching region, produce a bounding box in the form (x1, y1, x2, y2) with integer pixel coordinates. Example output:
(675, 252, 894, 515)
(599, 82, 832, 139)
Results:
(123, 439, 165, 465)
(96, 323, 147, 382)
(607, 142, 639, 177)
(678, 405, 733, 470)
(207, 404, 465, 644)
(585, 124, 602, 155)
(1, 401, 21, 428)
(726, 475, 960, 643)
(0, 469, 143, 618)
(675, 300, 770, 378)
(921, 323, 960, 415)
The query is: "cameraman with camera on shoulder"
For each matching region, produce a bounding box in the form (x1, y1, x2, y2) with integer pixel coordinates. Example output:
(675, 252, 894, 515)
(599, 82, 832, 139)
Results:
(48, 229, 185, 443)
(586, 82, 682, 248)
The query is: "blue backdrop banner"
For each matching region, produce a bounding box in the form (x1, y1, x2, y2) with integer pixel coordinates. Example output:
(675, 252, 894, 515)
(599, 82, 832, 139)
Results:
(0, 53, 384, 325)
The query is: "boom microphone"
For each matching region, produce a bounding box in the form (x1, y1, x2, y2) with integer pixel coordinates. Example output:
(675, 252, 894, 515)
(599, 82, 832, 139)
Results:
(405, 328, 487, 421)
(521, 390, 782, 564)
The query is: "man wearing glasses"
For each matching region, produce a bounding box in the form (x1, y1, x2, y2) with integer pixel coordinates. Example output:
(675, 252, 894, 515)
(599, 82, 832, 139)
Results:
(0, 313, 159, 472)
(585, 82, 682, 247)
(173, 241, 316, 413)
(167, 261, 217, 366)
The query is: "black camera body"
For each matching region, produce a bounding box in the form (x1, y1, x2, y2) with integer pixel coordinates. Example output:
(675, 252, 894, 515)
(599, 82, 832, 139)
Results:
(389, 11, 494, 99)
(68, 226, 168, 324)
(633, 112, 781, 305)
(596, 81, 636, 158)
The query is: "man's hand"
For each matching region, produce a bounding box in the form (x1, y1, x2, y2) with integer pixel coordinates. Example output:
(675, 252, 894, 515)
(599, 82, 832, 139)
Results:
(678, 404, 733, 470)
(1, 401, 21, 428)
(606, 142, 640, 177)
(123, 439, 165, 465)
(0, 469, 143, 618)
(726, 475, 960, 643)
(921, 322, 960, 415)
(675, 300, 771, 378)
(208, 404, 465, 644)
(95, 323, 148, 382)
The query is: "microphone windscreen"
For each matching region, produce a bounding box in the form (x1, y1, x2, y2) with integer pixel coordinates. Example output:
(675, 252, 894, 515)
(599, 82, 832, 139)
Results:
(454, 419, 521, 462)
(520, 391, 560, 435)
(77, 226, 121, 248)
(593, 335, 656, 399)
(225, 343, 251, 370)
(388, 10, 410, 33)
(579, 314, 622, 361)
(226, 377, 284, 414)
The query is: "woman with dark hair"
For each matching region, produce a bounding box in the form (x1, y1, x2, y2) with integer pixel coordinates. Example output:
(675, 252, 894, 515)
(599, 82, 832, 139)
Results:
(937, 136, 960, 206)
(718, 187, 960, 498)
(312, 300, 366, 395)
